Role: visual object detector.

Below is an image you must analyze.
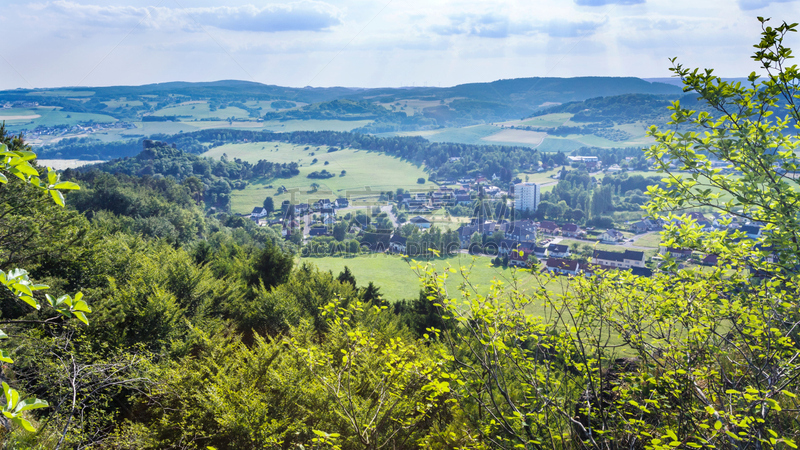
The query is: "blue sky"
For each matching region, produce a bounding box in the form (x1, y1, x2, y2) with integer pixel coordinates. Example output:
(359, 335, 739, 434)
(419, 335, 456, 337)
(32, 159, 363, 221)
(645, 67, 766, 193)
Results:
(1, 0, 798, 89)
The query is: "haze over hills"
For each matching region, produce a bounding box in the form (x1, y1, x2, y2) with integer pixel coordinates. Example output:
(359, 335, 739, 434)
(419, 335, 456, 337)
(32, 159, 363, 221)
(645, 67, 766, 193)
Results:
(0, 76, 685, 153)
(0, 76, 683, 115)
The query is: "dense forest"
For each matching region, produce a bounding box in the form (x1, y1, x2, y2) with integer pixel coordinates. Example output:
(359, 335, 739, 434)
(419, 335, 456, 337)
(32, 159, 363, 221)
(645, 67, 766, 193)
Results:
(67, 140, 299, 210)
(534, 168, 665, 224)
(528, 93, 679, 124)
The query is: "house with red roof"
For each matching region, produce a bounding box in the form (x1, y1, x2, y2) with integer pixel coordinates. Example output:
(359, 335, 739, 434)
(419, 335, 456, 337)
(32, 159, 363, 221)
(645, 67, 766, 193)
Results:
(538, 221, 559, 234)
(561, 223, 583, 238)
(545, 258, 581, 276)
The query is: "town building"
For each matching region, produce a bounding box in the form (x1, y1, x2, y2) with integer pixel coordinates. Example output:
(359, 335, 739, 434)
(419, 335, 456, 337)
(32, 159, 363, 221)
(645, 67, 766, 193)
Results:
(545, 258, 581, 276)
(538, 221, 559, 235)
(561, 223, 583, 238)
(513, 182, 541, 212)
(659, 247, 693, 259)
(591, 250, 646, 268)
(598, 229, 625, 243)
(409, 216, 432, 229)
(389, 235, 407, 253)
(547, 243, 570, 258)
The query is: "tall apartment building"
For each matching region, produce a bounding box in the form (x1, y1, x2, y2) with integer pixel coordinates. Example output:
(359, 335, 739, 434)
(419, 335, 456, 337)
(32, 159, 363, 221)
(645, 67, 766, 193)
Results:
(513, 182, 540, 212)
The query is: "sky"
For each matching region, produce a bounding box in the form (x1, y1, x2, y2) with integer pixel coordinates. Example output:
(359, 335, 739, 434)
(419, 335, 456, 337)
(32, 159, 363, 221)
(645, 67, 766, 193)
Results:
(1, 0, 799, 90)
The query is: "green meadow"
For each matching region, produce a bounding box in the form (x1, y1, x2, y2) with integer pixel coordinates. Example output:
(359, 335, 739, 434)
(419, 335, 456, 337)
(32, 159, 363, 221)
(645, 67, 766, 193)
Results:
(519, 113, 573, 127)
(518, 168, 560, 184)
(420, 125, 501, 145)
(303, 253, 562, 312)
(201, 142, 434, 213)
(260, 119, 373, 132)
(152, 102, 251, 120)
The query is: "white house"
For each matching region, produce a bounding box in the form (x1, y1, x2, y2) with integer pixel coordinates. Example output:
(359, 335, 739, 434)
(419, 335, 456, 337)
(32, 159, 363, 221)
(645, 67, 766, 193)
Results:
(409, 216, 432, 229)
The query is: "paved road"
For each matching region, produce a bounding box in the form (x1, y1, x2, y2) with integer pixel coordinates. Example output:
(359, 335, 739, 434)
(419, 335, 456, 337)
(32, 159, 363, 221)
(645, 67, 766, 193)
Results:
(302, 213, 311, 237)
(381, 204, 399, 228)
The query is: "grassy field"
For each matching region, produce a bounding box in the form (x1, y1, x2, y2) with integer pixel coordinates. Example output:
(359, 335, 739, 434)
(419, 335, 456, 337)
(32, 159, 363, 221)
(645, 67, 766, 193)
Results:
(517, 168, 560, 184)
(201, 142, 435, 213)
(152, 102, 251, 120)
(482, 129, 547, 146)
(379, 99, 446, 116)
(303, 253, 562, 312)
(536, 137, 585, 153)
(261, 119, 373, 132)
(416, 211, 472, 231)
(518, 113, 573, 128)
(386, 125, 500, 146)
(422, 125, 501, 145)
(632, 232, 662, 248)
(26, 90, 94, 97)
(2, 107, 118, 131)
(102, 100, 144, 109)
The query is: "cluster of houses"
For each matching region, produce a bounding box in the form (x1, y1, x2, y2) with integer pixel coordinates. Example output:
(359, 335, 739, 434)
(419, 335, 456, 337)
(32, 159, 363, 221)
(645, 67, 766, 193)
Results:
(22, 121, 136, 140)
(2, 101, 39, 108)
(500, 240, 652, 278)
(542, 249, 652, 277)
(249, 197, 350, 222)
(396, 183, 506, 213)
(629, 212, 761, 236)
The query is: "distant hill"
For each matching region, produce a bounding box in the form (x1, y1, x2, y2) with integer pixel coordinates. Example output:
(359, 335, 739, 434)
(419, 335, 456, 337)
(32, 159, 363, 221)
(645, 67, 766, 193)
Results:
(0, 77, 688, 143)
(643, 77, 753, 88)
(529, 93, 680, 124)
(0, 77, 683, 120)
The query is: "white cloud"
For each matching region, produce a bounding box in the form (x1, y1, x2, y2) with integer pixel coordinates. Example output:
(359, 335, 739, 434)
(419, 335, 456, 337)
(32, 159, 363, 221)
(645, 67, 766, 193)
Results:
(738, 0, 798, 10)
(34, 1, 343, 32)
(2, 0, 799, 90)
(431, 14, 604, 39)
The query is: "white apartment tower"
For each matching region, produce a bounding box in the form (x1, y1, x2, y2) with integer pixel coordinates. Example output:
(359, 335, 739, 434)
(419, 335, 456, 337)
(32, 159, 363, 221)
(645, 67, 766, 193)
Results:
(514, 182, 540, 212)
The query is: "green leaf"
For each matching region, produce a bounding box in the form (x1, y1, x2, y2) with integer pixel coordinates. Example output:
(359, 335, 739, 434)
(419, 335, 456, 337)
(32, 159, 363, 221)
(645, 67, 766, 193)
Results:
(17, 295, 39, 310)
(0, 350, 14, 364)
(14, 398, 48, 413)
(52, 181, 80, 190)
(49, 190, 65, 207)
(11, 416, 36, 432)
(73, 311, 89, 326)
(0, 173, 7, 184)
(11, 162, 38, 178)
(72, 299, 91, 313)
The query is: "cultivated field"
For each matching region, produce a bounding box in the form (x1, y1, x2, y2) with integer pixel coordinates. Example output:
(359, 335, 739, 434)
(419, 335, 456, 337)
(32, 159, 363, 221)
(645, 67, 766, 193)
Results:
(101, 100, 144, 109)
(427, 125, 503, 145)
(38, 159, 106, 169)
(2, 107, 118, 131)
(481, 129, 547, 146)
